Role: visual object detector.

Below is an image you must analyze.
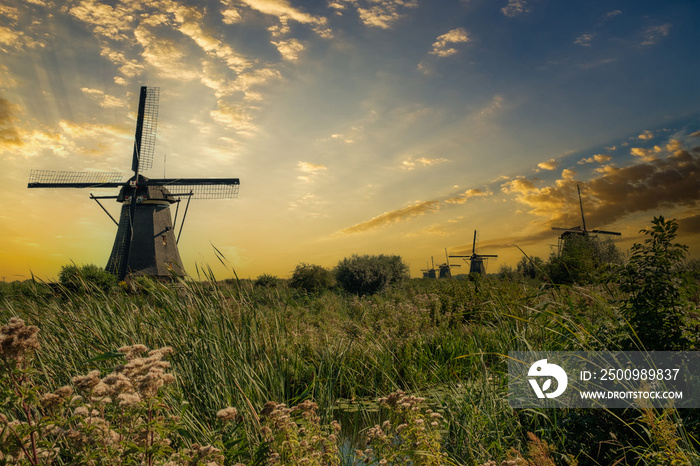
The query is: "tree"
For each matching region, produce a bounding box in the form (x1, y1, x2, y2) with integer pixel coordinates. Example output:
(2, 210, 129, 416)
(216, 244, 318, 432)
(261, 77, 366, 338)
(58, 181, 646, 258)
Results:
(517, 256, 544, 279)
(289, 264, 334, 293)
(546, 234, 622, 284)
(620, 216, 691, 350)
(335, 254, 409, 295)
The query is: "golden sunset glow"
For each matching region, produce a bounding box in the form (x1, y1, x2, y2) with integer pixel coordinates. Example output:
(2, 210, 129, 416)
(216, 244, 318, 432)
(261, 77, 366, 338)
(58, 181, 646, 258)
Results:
(0, 0, 698, 281)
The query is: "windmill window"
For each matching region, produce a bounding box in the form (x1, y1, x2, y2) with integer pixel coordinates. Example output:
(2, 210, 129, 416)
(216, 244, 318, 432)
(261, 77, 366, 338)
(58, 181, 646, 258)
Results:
(162, 234, 167, 245)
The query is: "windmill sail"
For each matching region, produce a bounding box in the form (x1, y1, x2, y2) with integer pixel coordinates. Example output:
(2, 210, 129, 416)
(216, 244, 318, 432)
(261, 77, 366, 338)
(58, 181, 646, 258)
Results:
(131, 86, 159, 174)
(28, 170, 122, 188)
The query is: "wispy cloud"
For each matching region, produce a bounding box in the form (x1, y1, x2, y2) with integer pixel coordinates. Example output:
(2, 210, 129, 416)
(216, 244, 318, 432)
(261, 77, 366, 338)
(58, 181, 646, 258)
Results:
(401, 157, 449, 170)
(331, 0, 417, 29)
(537, 158, 558, 171)
(338, 188, 490, 235)
(297, 161, 327, 182)
(0, 98, 21, 148)
(578, 153, 611, 164)
(339, 200, 441, 235)
(574, 33, 595, 47)
(641, 23, 671, 46)
(430, 28, 469, 57)
(501, 0, 529, 17)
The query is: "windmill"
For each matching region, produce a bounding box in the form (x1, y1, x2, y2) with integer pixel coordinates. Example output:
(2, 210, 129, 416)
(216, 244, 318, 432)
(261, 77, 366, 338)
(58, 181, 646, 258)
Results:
(551, 185, 620, 253)
(450, 230, 498, 275)
(437, 248, 460, 279)
(27, 86, 240, 281)
(421, 257, 437, 279)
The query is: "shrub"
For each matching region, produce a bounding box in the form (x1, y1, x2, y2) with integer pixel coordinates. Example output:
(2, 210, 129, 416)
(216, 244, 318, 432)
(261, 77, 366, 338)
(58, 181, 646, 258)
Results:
(335, 254, 409, 295)
(58, 263, 117, 293)
(254, 274, 279, 288)
(545, 235, 622, 284)
(288, 263, 334, 293)
(620, 216, 692, 350)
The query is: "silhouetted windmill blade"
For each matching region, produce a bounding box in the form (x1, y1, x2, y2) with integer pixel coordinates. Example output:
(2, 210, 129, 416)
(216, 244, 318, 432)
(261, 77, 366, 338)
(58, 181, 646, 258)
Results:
(591, 229, 621, 236)
(551, 226, 582, 232)
(476, 254, 498, 258)
(152, 178, 240, 199)
(27, 170, 123, 188)
(131, 86, 159, 174)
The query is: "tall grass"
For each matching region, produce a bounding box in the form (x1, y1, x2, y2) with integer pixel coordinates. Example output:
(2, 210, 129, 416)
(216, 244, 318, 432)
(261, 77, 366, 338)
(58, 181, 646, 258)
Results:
(1, 275, 698, 464)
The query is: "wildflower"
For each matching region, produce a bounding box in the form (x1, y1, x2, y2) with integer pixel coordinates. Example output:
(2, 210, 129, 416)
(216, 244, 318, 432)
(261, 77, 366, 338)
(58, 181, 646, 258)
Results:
(0, 318, 40, 362)
(216, 407, 238, 422)
(72, 370, 101, 393)
(117, 392, 141, 407)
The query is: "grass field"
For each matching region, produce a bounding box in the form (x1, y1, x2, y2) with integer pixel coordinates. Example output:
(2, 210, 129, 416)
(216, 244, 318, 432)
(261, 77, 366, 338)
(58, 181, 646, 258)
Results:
(1, 267, 698, 465)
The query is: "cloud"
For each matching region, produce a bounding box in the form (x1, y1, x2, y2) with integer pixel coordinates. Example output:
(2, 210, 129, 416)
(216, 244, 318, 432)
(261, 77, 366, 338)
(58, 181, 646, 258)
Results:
(210, 101, 257, 135)
(500, 178, 536, 194)
(504, 146, 700, 231)
(0, 98, 22, 147)
(401, 157, 449, 170)
(339, 200, 441, 235)
(81, 88, 127, 108)
(574, 33, 595, 47)
(638, 130, 654, 140)
(347, 0, 418, 29)
(630, 145, 662, 161)
(443, 188, 490, 205)
(641, 23, 671, 46)
(561, 168, 576, 180)
(578, 153, 611, 164)
(537, 158, 558, 171)
(603, 10, 622, 20)
(338, 187, 491, 235)
(272, 38, 304, 61)
(297, 161, 328, 182)
(501, 0, 529, 17)
(430, 28, 469, 57)
(475, 95, 504, 119)
(237, 0, 331, 36)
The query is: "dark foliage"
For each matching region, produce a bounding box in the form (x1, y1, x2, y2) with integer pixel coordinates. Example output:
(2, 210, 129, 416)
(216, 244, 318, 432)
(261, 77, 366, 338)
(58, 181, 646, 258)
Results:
(58, 264, 117, 294)
(288, 263, 334, 293)
(620, 216, 693, 350)
(335, 254, 409, 295)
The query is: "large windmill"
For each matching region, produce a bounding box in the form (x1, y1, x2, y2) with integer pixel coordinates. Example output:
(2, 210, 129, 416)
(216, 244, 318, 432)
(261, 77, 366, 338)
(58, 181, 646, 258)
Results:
(450, 230, 498, 275)
(551, 185, 620, 253)
(27, 86, 240, 281)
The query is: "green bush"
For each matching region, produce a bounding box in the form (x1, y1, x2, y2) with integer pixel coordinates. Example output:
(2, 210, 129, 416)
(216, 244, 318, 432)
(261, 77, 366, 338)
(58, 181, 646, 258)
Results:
(58, 263, 117, 293)
(545, 234, 622, 284)
(335, 254, 409, 295)
(620, 216, 693, 350)
(254, 273, 279, 288)
(288, 263, 334, 293)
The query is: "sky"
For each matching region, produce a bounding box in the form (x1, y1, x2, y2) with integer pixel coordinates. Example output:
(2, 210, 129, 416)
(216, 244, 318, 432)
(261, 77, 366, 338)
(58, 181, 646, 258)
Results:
(1, 0, 699, 281)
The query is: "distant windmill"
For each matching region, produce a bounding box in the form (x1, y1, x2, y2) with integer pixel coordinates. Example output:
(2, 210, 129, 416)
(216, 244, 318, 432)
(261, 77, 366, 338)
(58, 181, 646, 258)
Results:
(421, 257, 437, 279)
(551, 185, 620, 253)
(450, 230, 498, 275)
(437, 248, 460, 279)
(27, 86, 240, 281)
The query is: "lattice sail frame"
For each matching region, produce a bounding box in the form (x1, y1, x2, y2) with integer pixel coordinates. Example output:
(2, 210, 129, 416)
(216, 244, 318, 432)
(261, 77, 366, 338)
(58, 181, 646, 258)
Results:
(134, 87, 159, 172)
(28, 170, 122, 186)
(157, 181, 240, 199)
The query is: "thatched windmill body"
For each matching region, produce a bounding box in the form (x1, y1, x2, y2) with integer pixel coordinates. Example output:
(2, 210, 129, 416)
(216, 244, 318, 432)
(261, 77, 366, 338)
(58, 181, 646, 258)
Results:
(450, 230, 497, 275)
(27, 86, 240, 280)
(551, 185, 620, 253)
